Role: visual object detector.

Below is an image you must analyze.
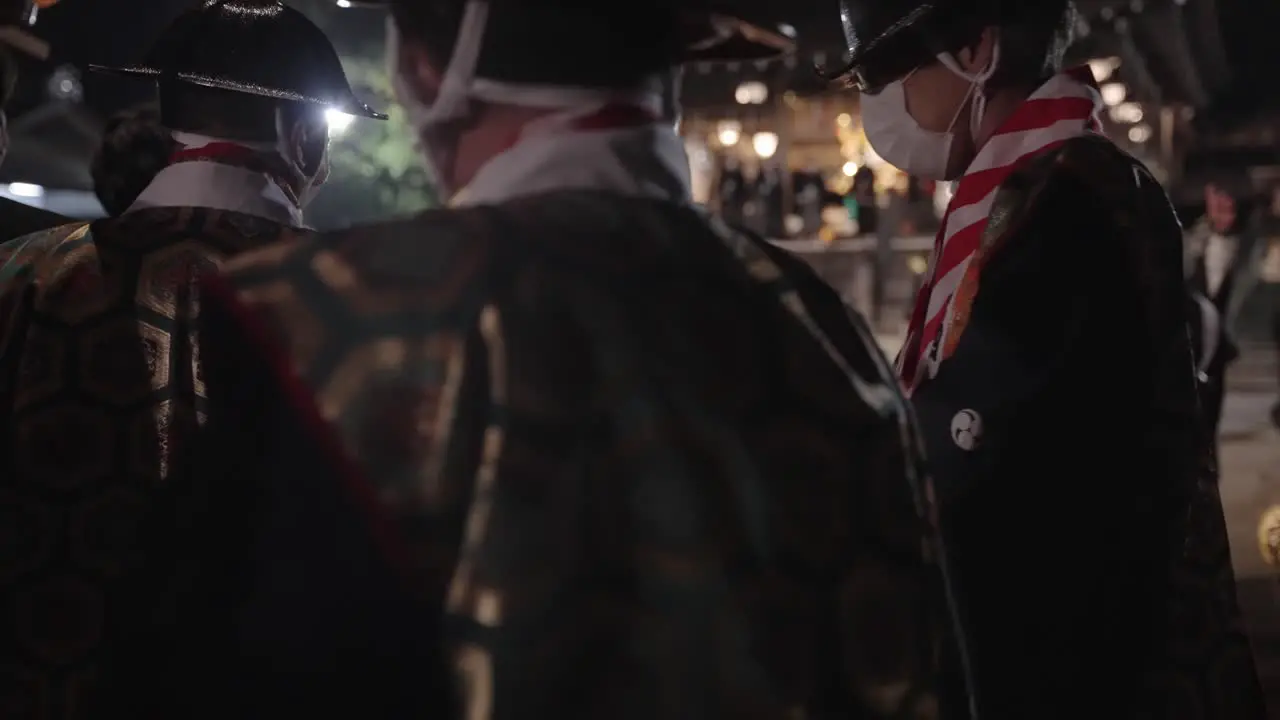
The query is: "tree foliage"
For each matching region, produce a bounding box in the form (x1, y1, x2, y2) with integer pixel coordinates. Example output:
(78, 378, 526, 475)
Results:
(292, 0, 437, 229)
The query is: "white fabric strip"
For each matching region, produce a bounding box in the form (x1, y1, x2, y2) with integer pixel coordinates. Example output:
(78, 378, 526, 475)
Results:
(125, 131, 306, 227)
(127, 163, 303, 228)
(453, 122, 691, 207)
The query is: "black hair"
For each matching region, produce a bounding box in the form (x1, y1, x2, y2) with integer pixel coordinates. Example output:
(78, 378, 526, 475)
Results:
(979, 1, 1078, 91)
(91, 104, 176, 216)
(389, 1, 681, 90)
(157, 82, 327, 177)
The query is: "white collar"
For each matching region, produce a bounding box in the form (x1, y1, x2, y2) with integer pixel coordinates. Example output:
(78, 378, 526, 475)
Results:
(125, 162, 305, 228)
(452, 123, 691, 207)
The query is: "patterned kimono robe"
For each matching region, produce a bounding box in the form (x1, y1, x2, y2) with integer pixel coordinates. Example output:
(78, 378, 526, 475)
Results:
(162, 118, 962, 718)
(0, 160, 303, 720)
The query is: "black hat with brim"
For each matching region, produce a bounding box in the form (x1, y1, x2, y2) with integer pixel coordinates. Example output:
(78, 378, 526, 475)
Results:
(823, 0, 1071, 92)
(89, 0, 386, 119)
(346, 0, 795, 63)
(821, 0, 986, 92)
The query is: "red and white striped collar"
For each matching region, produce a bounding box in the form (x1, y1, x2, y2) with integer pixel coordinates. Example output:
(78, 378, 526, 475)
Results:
(896, 68, 1102, 393)
(451, 99, 692, 208)
(126, 132, 306, 228)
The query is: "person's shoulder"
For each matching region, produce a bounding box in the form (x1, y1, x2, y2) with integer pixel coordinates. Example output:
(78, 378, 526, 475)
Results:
(221, 207, 498, 303)
(91, 206, 303, 256)
(0, 221, 94, 284)
(210, 208, 502, 371)
(1005, 133, 1162, 214)
(710, 218, 908, 422)
(986, 134, 1179, 257)
(1, 219, 92, 251)
(0, 222, 95, 358)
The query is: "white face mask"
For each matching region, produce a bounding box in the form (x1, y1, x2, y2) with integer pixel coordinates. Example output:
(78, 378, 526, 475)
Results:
(386, 6, 490, 200)
(295, 148, 329, 208)
(389, 64, 448, 196)
(270, 110, 332, 212)
(385, 2, 662, 202)
(859, 44, 1000, 181)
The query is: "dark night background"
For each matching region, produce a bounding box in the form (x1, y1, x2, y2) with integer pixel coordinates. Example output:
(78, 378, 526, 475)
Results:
(19, 0, 1275, 123)
(12, 0, 1280, 140)
(3, 0, 1277, 221)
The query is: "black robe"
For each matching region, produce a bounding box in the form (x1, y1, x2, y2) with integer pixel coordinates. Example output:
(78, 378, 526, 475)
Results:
(910, 134, 1264, 719)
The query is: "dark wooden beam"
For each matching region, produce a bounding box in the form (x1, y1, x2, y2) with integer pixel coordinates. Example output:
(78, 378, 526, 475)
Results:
(1182, 0, 1233, 95)
(1128, 3, 1210, 107)
(1109, 18, 1163, 104)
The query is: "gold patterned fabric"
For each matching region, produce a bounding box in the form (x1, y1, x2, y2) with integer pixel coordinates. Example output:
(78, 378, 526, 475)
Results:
(197, 192, 953, 719)
(0, 207, 301, 719)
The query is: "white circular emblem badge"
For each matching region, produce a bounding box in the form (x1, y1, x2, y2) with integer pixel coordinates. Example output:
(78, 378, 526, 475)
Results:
(1257, 505, 1280, 566)
(950, 409, 983, 451)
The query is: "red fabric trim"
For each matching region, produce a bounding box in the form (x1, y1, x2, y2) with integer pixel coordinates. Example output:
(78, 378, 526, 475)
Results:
(201, 272, 413, 580)
(1065, 64, 1100, 90)
(169, 141, 303, 207)
(170, 141, 266, 167)
(898, 76, 1098, 387)
(498, 102, 661, 157)
(568, 103, 660, 132)
(993, 97, 1098, 136)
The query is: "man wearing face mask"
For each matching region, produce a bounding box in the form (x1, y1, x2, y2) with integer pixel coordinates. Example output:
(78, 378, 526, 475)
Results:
(825, 0, 1263, 717)
(0, 2, 382, 716)
(156, 1, 963, 717)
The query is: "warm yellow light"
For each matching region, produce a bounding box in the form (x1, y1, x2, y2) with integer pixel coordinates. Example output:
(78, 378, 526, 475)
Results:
(752, 131, 779, 158)
(1087, 56, 1120, 82)
(735, 81, 768, 105)
(836, 113, 852, 128)
(715, 120, 741, 146)
(1100, 82, 1126, 107)
(1109, 102, 1143, 124)
(842, 161, 858, 176)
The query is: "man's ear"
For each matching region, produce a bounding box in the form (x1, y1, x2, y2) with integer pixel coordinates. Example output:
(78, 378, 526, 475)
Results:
(288, 118, 326, 177)
(398, 39, 444, 104)
(957, 27, 997, 74)
(312, 147, 330, 187)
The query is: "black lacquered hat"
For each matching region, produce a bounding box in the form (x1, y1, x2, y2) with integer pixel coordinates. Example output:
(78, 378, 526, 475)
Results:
(347, 0, 795, 63)
(820, 0, 986, 92)
(821, 0, 1071, 92)
(89, 0, 386, 119)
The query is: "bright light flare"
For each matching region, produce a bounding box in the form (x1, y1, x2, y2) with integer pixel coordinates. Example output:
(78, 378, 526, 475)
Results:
(1100, 82, 1126, 107)
(716, 120, 741, 146)
(752, 131, 778, 159)
(326, 108, 355, 135)
(8, 182, 43, 198)
(1128, 124, 1152, 143)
